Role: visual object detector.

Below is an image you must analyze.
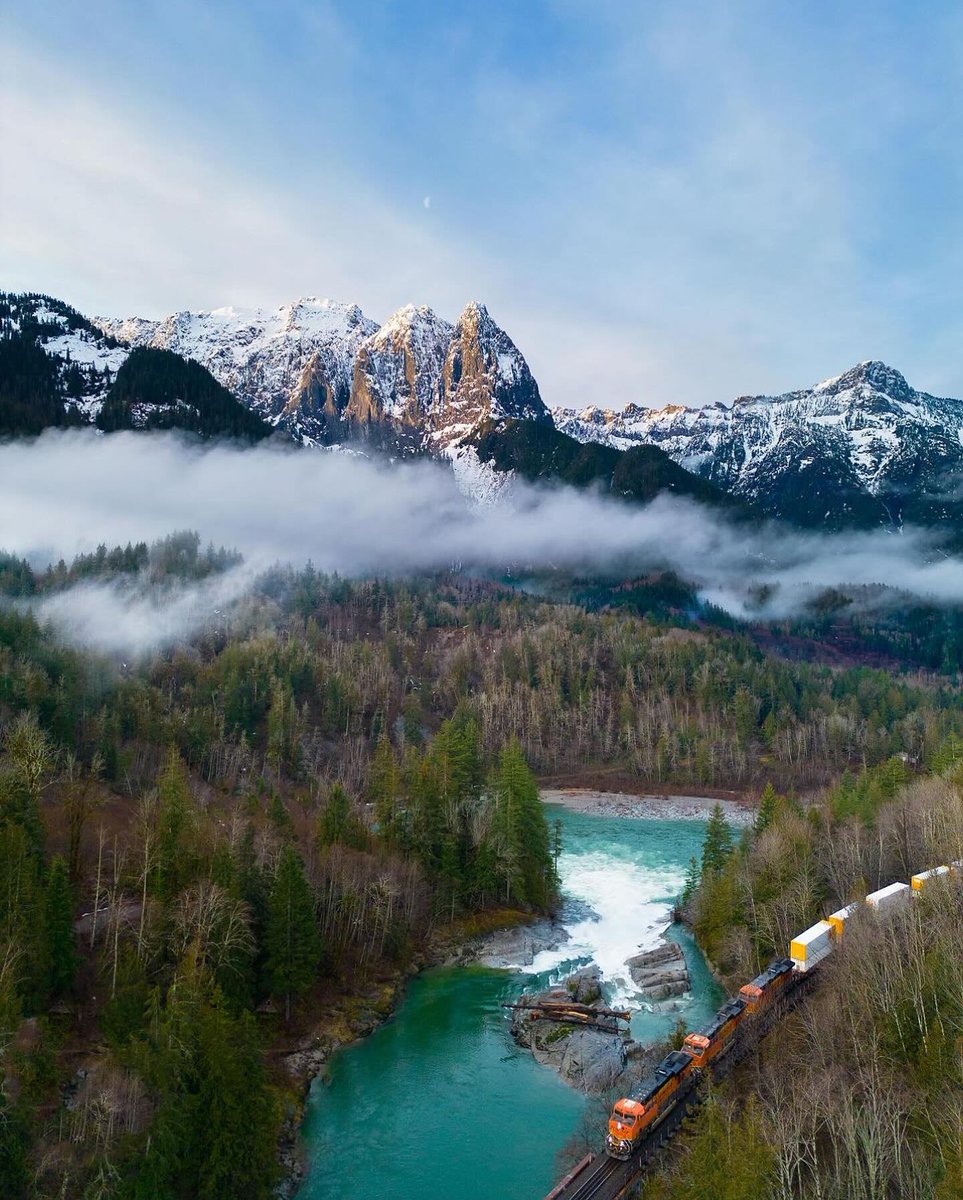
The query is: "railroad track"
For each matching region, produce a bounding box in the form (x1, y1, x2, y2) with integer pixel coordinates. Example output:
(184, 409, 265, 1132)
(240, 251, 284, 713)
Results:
(562, 1155, 622, 1200)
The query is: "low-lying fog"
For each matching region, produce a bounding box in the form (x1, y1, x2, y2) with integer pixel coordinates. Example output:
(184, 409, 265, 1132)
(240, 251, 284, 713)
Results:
(1, 430, 960, 653)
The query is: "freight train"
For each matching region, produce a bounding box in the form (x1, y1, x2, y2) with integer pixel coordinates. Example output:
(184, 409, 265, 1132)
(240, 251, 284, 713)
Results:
(605, 860, 960, 1160)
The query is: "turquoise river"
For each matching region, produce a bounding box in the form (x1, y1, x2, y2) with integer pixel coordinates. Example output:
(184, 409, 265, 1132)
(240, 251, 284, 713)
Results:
(296, 805, 722, 1200)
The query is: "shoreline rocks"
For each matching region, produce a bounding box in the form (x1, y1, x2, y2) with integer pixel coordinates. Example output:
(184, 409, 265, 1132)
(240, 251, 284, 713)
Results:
(541, 788, 755, 826)
(468, 915, 571, 969)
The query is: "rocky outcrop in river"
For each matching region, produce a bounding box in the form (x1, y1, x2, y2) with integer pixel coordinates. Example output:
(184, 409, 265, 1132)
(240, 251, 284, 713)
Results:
(509, 967, 632, 1093)
(625, 941, 691, 1002)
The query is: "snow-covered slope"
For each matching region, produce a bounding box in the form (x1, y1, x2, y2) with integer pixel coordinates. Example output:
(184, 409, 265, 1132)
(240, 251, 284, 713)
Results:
(2, 294, 129, 421)
(98, 299, 377, 440)
(99, 298, 552, 451)
(555, 362, 963, 529)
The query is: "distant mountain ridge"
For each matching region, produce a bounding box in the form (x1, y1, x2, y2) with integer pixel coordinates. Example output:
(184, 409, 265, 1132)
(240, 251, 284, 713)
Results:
(8, 288, 963, 539)
(471, 419, 750, 516)
(555, 361, 963, 533)
(0, 293, 272, 442)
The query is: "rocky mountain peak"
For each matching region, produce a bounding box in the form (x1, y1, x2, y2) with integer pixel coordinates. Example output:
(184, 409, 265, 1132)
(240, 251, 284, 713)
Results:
(444, 302, 551, 433)
(346, 304, 453, 436)
(815, 360, 913, 404)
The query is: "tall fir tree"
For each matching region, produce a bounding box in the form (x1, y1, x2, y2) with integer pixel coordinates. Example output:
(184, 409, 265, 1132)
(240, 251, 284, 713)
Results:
(754, 782, 780, 836)
(155, 748, 195, 903)
(701, 803, 734, 877)
(44, 856, 78, 1000)
(264, 846, 322, 1021)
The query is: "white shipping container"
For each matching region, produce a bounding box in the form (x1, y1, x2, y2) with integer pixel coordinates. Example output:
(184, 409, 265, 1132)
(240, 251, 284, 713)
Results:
(826, 902, 859, 940)
(912, 865, 950, 890)
(865, 881, 911, 913)
(790, 920, 833, 972)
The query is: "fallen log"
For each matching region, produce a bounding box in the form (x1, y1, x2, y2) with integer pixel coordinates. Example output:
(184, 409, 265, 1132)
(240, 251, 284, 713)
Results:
(502, 1001, 631, 1021)
(527, 1010, 624, 1034)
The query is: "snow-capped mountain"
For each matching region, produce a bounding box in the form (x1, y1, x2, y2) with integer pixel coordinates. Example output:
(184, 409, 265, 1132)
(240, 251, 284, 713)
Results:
(98, 298, 551, 450)
(347, 304, 453, 441)
(12, 286, 963, 535)
(98, 299, 378, 442)
(0, 293, 272, 442)
(555, 362, 963, 530)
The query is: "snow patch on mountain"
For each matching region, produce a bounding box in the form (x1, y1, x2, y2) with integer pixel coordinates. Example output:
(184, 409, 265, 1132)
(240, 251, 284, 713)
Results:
(4, 297, 129, 421)
(445, 442, 515, 508)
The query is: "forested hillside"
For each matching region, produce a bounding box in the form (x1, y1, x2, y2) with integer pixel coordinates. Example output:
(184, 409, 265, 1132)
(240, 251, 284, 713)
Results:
(96, 347, 273, 440)
(645, 748, 963, 1198)
(472, 419, 747, 513)
(1, 539, 962, 1196)
(0, 293, 273, 442)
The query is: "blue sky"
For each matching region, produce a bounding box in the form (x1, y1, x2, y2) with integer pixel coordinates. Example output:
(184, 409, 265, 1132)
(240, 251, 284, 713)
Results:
(2, 1, 962, 408)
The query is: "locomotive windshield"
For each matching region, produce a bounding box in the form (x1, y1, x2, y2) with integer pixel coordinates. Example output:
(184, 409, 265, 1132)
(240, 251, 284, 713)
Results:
(613, 1110, 636, 1125)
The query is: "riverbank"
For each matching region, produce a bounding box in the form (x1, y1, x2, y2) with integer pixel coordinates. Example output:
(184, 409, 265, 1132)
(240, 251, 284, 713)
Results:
(542, 788, 755, 825)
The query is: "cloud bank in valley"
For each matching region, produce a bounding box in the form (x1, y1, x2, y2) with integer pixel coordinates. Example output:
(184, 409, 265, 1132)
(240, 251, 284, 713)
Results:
(1, 431, 961, 653)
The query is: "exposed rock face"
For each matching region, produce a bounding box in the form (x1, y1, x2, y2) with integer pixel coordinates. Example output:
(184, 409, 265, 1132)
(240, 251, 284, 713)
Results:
(509, 967, 629, 1094)
(469, 917, 570, 970)
(347, 305, 453, 438)
(440, 302, 551, 443)
(98, 298, 551, 452)
(625, 942, 691, 1002)
(98, 299, 378, 439)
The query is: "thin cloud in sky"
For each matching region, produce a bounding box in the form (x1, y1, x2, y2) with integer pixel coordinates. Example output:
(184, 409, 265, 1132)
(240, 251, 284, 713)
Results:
(3, 3, 963, 408)
(0, 46, 494, 327)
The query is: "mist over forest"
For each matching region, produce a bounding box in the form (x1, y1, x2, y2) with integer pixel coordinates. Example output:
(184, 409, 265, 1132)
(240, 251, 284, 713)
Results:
(2, 430, 962, 654)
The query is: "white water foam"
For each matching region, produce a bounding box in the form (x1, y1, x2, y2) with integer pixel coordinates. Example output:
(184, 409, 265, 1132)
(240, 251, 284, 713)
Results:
(526, 849, 687, 1007)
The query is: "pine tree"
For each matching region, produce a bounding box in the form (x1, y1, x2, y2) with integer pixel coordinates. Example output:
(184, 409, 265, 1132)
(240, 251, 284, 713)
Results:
(195, 1001, 280, 1200)
(701, 803, 734, 877)
(755, 782, 780, 836)
(369, 735, 401, 845)
(155, 747, 195, 903)
(264, 846, 321, 1021)
(317, 784, 367, 850)
(491, 739, 553, 908)
(680, 855, 701, 906)
(0, 1079, 29, 1200)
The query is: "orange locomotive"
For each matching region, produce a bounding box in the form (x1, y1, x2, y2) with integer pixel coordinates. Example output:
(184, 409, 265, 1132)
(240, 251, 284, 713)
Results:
(738, 956, 794, 1015)
(605, 1050, 696, 1159)
(605, 956, 797, 1159)
(681, 996, 745, 1068)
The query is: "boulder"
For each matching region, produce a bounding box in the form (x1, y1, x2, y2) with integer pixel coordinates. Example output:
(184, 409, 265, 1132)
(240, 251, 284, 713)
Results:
(472, 918, 570, 968)
(626, 941, 690, 1001)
